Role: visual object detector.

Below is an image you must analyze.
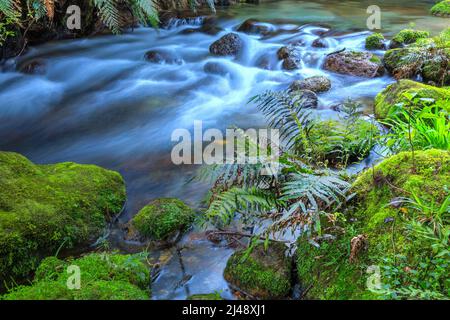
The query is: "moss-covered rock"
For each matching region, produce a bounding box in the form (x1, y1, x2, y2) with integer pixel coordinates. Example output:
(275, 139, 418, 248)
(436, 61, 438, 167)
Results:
(0, 152, 126, 286)
(187, 293, 224, 300)
(296, 149, 450, 299)
(389, 29, 430, 49)
(1, 252, 151, 300)
(374, 80, 450, 119)
(130, 198, 195, 242)
(365, 33, 385, 50)
(224, 242, 292, 299)
(298, 119, 379, 167)
(431, 0, 450, 17)
(383, 45, 450, 86)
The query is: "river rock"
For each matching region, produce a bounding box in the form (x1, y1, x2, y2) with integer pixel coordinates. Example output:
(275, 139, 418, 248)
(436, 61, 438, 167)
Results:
(287, 88, 318, 108)
(126, 198, 195, 248)
(224, 242, 292, 299)
(204, 61, 230, 76)
(323, 50, 384, 77)
(277, 45, 302, 70)
(290, 75, 331, 93)
(145, 50, 183, 65)
(237, 19, 271, 36)
(312, 38, 328, 48)
(209, 33, 244, 57)
(18, 59, 46, 75)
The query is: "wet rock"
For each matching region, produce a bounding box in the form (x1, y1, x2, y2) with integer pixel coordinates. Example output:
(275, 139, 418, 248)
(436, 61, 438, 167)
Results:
(145, 50, 183, 65)
(237, 19, 271, 36)
(289, 89, 319, 108)
(323, 50, 384, 78)
(312, 38, 328, 48)
(290, 75, 331, 93)
(18, 59, 46, 75)
(277, 45, 302, 70)
(209, 33, 244, 57)
(224, 242, 292, 299)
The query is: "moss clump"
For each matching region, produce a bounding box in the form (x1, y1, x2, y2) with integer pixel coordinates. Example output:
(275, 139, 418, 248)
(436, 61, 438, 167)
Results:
(431, 0, 450, 16)
(0, 152, 126, 286)
(365, 33, 385, 50)
(187, 293, 223, 300)
(297, 149, 450, 299)
(300, 119, 379, 167)
(1, 253, 151, 300)
(131, 198, 195, 241)
(224, 242, 292, 299)
(374, 80, 450, 119)
(390, 29, 430, 48)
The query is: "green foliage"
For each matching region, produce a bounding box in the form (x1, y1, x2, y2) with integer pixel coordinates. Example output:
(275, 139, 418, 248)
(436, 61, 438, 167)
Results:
(131, 198, 195, 240)
(0, 152, 126, 285)
(392, 29, 430, 46)
(365, 32, 385, 50)
(1, 252, 151, 300)
(0, 14, 16, 46)
(431, 0, 450, 16)
(296, 101, 379, 168)
(384, 96, 450, 153)
(187, 292, 223, 300)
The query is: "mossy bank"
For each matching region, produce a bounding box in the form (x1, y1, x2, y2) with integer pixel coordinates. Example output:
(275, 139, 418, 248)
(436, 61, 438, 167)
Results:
(0, 152, 126, 286)
(296, 149, 450, 299)
(1, 252, 150, 300)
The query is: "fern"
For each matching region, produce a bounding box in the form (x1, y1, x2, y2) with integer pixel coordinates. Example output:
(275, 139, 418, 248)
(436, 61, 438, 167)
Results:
(250, 89, 314, 149)
(205, 187, 281, 225)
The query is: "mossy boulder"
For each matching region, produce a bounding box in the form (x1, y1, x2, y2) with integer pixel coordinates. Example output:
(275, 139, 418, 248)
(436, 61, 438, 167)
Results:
(187, 293, 224, 300)
(389, 29, 430, 49)
(383, 47, 450, 86)
(374, 79, 450, 119)
(1, 253, 150, 300)
(224, 242, 292, 299)
(431, 0, 450, 17)
(365, 33, 385, 50)
(129, 198, 195, 243)
(298, 119, 379, 167)
(0, 152, 126, 286)
(297, 149, 450, 299)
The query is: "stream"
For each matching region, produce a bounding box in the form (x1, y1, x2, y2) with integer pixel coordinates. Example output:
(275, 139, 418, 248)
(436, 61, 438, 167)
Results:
(0, 0, 447, 300)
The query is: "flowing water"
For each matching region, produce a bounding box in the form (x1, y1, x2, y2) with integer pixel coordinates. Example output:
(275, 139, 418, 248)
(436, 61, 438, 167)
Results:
(0, 0, 447, 300)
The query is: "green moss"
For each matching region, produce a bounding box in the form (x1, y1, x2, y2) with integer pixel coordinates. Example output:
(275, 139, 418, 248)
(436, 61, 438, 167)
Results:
(374, 80, 450, 119)
(296, 149, 450, 299)
(301, 119, 379, 167)
(431, 0, 450, 16)
(131, 198, 195, 241)
(187, 293, 224, 300)
(365, 33, 385, 50)
(224, 242, 292, 299)
(391, 29, 430, 47)
(1, 253, 150, 300)
(0, 152, 126, 286)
